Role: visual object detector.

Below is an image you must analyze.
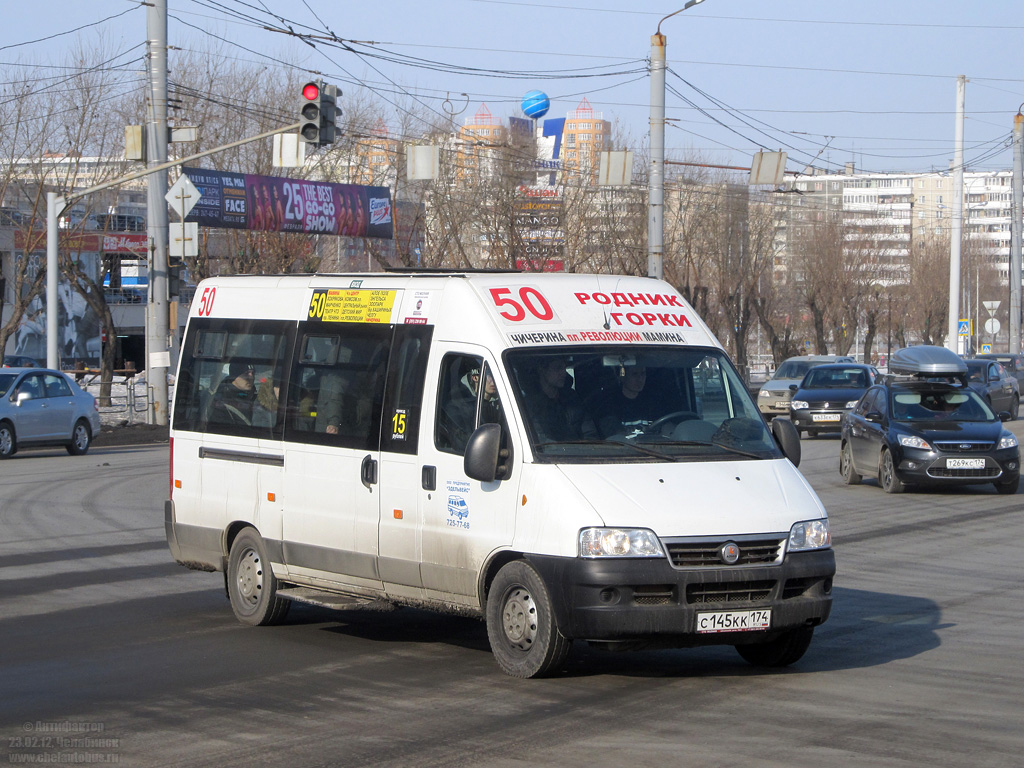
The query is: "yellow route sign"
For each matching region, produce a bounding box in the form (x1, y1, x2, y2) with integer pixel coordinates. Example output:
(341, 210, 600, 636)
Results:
(308, 288, 396, 324)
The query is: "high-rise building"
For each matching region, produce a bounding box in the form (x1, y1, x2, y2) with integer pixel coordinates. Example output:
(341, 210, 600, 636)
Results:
(561, 98, 610, 185)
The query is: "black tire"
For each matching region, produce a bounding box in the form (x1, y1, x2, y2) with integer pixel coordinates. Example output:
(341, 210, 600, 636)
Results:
(735, 627, 814, 667)
(995, 474, 1020, 495)
(227, 528, 291, 626)
(880, 449, 906, 494)
(65, 419, 92, 456)
(1011, 398, 1019, 421)
(840, 441, 862, 485)
(486, 560, 571, 678)
(0, 421, 16, 459)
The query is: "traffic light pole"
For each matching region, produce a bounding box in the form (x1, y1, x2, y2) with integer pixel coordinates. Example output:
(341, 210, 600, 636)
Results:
(44, 122, 300, 379)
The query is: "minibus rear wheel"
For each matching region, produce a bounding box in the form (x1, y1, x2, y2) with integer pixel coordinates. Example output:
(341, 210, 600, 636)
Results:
(486, 561, 571, 678)
(735, 626, 814, 667)
(227, 528, 291, 626)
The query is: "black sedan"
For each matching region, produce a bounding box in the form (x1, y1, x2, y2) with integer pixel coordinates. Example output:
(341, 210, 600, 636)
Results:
(840, 380, 1019, 494)
(789, 363, 876, 438)
(975, 353, 1024, 393)
(964, 359, 1019, 419)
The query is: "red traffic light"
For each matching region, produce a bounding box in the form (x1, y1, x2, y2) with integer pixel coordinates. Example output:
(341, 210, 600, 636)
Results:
(302, 82, 320, 101)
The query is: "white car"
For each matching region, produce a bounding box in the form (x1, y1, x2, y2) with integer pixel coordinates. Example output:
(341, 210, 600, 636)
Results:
(0, 368, 101, 458)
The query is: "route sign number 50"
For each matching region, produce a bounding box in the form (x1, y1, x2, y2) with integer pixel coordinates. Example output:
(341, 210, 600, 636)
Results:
(488, 287, 554, 322)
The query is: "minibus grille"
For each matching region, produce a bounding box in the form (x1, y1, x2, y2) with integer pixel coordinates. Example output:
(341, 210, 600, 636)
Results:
(686, 580, 775, 605)
(632, 585, 674, 606)
(663, 537, 785, 568)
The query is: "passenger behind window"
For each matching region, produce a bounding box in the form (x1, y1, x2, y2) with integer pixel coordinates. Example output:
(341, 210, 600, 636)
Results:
(252, 369, 280, 429)
(211, 361, 257, 425)
(316, 369, 351, 435)
(525, 356, 596, 442)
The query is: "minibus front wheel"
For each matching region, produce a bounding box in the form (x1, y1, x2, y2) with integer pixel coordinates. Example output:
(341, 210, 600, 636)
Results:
(227, 527, 291, 626)
(734, 626, 814, 667)
(486, 560, 571, 679)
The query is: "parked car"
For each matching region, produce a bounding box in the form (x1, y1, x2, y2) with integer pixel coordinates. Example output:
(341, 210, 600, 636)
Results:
(2, 355, 41, 368)
(0, 368, 100, 457)
(840, 346, 1019, 494)
(789, 363, 878, 437)
(974, 353, 1024, 396)
(757, 355, 855, 419)
(964, 359, 1019, 419)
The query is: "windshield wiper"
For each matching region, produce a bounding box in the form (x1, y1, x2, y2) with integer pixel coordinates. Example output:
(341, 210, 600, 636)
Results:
(608, 438, 683, 461)
(657, 440, 768, 460)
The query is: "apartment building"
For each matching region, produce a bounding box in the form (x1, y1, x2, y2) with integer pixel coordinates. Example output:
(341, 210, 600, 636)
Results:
(562, 98, 610, 185)
(781, 168, 1020, 284)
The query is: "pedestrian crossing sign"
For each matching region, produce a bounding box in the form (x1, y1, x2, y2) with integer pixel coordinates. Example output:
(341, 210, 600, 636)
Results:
(958, 320, 971, 336)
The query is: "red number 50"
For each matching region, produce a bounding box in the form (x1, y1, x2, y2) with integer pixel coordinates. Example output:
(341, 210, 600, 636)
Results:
(197, 286, 217, 316)
(489, 287, 554, 322)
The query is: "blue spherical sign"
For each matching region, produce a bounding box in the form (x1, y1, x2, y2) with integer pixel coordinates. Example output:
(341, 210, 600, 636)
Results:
(521, 90, 550, 119)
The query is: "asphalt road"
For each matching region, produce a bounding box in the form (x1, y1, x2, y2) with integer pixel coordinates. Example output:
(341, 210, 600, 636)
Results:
(1, 430, 1021, 768)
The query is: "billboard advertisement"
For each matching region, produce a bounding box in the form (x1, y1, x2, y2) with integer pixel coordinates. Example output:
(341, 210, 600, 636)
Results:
(182, 167, 393, 239)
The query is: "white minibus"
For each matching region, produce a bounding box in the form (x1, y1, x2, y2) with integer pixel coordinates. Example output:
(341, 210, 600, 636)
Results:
(166, 272, 834, 677)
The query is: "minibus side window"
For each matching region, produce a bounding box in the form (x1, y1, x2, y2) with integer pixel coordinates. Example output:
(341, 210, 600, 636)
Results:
(434, 354, 508, 457)
(381, 325, 433, 455)
(435, 354, 483, 455)
(173, 318, 290, 438)
(284, 323, 391, 450)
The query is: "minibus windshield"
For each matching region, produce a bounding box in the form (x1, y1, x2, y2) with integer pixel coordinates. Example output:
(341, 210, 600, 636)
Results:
(505, 346, 781, 463)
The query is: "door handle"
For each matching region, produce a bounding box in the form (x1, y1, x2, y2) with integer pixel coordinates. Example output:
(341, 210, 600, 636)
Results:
(421, 465, 436, 491)
(360, 454, 378, 489)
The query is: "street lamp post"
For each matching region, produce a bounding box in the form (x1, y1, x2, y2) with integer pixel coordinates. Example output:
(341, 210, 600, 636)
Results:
(649, 0, 705, 280)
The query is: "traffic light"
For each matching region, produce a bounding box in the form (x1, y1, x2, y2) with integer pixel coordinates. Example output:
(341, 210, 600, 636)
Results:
(299, 81, 341, 146)
(299, 81, 323, 144)
(321, 84, 339, 145)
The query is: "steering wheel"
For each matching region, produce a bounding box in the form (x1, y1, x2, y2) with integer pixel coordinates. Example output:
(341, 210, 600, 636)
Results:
(646, 410, 699, 436)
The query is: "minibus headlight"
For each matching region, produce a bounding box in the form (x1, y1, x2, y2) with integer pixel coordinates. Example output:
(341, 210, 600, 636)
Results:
(579, 528, 665, 558)
(790, 400, 809, 410)
(788, 519, 831, 552)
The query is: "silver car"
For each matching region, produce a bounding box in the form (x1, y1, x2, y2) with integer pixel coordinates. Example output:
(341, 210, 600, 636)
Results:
(0, 368, 101, 458)
(757, 355, 855, 419)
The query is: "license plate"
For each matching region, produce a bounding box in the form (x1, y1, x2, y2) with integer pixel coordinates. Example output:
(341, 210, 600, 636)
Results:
(775, 401, 790, 408)
(812, 413, 841, 422)
(947, 458, 985, 469)
(696, 609, 772, 634)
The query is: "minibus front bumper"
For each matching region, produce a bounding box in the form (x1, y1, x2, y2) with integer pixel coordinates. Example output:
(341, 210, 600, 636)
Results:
(527, 549, 834, 644)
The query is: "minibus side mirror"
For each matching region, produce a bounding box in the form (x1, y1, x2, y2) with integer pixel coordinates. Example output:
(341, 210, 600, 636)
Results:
(464, 423, 510, 482)
(771, 418, 801, 467)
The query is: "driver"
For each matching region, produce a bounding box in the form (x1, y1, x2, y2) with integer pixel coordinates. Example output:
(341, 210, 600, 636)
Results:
(591, 365, 660, 438)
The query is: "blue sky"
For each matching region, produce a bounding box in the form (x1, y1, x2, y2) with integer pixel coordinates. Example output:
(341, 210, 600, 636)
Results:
(3, 0, 1023, 175)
